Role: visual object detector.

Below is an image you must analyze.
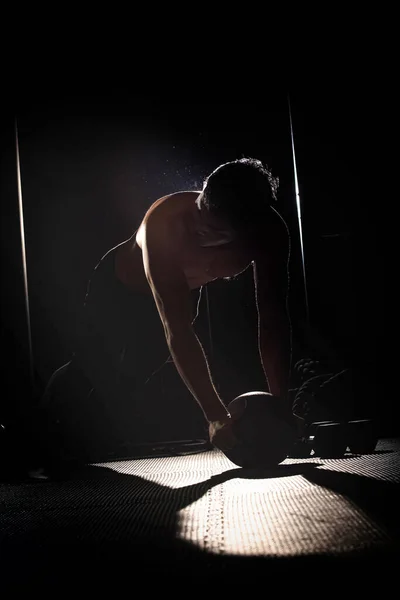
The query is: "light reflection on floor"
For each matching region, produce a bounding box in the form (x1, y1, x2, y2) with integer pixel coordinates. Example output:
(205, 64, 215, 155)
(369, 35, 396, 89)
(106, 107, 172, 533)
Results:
(95, 442, 397, 557)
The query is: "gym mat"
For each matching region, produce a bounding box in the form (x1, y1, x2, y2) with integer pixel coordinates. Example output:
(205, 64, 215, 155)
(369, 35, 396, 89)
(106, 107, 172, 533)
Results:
(1, 439, 399, 589)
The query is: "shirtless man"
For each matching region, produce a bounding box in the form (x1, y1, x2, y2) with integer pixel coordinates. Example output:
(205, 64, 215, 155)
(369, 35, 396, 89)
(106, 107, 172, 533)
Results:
(112, 157, 292, 452)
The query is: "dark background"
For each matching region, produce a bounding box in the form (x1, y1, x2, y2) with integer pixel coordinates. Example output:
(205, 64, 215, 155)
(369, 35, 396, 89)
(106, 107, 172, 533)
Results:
(0, 90, 389, 448)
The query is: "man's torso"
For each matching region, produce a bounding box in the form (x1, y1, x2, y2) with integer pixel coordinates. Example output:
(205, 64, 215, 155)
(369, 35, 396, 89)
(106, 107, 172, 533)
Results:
(114, 191, 286, 293)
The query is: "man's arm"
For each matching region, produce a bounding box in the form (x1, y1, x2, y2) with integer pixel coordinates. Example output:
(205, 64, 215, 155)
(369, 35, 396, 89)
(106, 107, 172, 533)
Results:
(141, 215, 230, 424)
(252, 231, 292, 403)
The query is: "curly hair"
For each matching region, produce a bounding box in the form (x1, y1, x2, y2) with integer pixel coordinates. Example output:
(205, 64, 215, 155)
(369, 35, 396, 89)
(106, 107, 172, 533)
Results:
(199, 157, 279, 231)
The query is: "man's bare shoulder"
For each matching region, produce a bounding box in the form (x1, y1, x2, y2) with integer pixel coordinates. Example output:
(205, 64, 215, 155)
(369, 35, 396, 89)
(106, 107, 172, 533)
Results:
(137, 190, 200, 253)
(143, 190, 200, 224)
(251, 207, 290, 262)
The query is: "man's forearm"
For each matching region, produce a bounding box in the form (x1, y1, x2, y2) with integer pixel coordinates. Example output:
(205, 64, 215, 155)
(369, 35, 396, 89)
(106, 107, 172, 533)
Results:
(259, 317, 292, 400)
(168, 328, 229, 422)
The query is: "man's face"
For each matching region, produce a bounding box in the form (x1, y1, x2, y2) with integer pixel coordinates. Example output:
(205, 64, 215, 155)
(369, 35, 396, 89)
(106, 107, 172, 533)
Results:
(198, 215, 237, 247)
(196, 190, 238, 246)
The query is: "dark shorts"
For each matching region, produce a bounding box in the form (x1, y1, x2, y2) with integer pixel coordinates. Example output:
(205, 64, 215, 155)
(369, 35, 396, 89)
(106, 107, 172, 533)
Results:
(41, 244, 201, 457)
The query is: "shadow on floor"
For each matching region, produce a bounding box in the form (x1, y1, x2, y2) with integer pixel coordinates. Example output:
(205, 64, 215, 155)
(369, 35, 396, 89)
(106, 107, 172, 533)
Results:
(303, 465, 400, 540)
(1, 456, 399, 590)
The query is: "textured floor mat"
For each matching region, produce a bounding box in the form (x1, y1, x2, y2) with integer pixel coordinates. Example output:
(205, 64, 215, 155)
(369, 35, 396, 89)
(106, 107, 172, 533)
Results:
(1, 439, 399, 589)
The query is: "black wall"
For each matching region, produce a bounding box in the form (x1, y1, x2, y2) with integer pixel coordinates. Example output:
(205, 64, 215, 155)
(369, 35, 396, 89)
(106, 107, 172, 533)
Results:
(1, 91, 389, 444)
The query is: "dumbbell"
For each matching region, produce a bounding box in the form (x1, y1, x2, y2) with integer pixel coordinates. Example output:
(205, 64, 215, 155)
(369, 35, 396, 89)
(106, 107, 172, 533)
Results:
(289, 421, 347, 458)
(289, 419, 378, 459)
(346, 419, 378, 454)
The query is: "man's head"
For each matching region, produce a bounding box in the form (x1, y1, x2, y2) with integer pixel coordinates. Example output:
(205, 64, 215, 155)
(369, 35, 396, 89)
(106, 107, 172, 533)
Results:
(198, 157, 279, 234)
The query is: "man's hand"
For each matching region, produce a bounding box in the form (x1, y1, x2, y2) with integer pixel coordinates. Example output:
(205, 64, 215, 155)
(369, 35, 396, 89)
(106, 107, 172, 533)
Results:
(209, 415, 239, 452)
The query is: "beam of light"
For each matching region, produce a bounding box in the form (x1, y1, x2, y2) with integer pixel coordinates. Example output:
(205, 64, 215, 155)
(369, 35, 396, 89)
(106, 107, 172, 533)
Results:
(288, 96, 310, 323)
(15, 119, 35, 391)
(97, 451, 388, 557)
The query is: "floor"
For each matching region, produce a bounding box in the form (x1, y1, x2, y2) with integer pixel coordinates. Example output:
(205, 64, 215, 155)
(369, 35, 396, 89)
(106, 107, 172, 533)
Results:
(1, 438, 399, 591)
